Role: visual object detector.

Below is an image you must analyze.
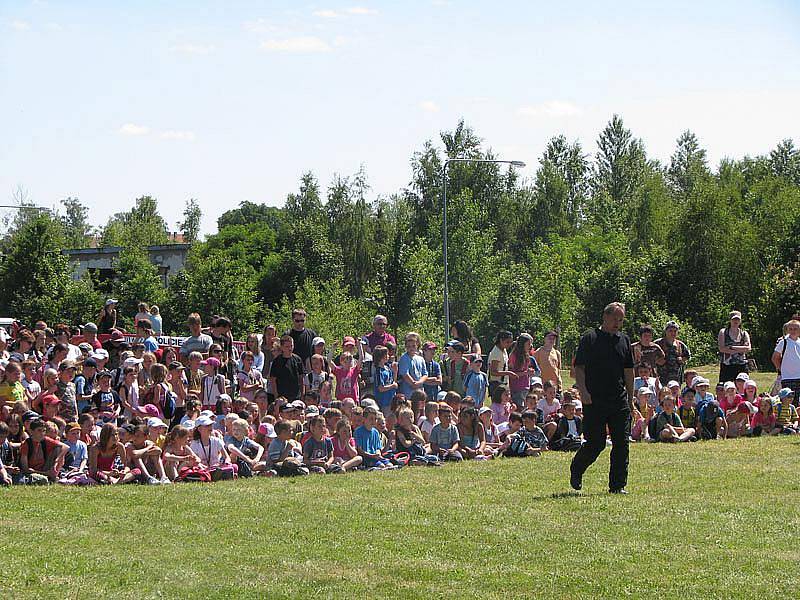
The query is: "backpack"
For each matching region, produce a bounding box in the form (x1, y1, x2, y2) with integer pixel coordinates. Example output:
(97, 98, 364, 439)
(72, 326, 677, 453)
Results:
(177, 465, 212, 482)
(141, 384, 175, 420)
(503, 435, 530, 457)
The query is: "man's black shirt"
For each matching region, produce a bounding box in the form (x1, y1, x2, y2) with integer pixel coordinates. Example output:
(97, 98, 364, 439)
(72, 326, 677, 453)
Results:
(574, 328, 633, 406)
(286, 327, 316, 363)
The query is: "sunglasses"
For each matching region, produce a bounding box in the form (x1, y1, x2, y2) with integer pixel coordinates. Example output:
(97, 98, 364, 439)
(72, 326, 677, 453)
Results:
(294, 319, 306, 323)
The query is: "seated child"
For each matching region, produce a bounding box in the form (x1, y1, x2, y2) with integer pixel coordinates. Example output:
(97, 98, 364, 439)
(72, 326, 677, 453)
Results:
(127, 423, 168, 484)
(330, 419, 363, 472)
(750, 396, 776, 436)
(395, 407, 439, 465)
(354, 407, 393, 469)
(773, 388, 799, 434)
(457, 406, 494, 460)
(698, 399, 727, 440)
(549, 401, 583, 451)
(162, 425, 201, 480)
(63, 422, 88, 473)
(655, 396, 696, 442)
(418, 401, 440, 442)
(267, 420, 307, 476)
(478, 406, 501, 449)
(227, 418, 266, 477)
(500, 410, 547, 457)
(429, 403, 462, 461)
(302, 415, 339, 474)
(490, 385, 513, 429)
(677, 389, 697, 433)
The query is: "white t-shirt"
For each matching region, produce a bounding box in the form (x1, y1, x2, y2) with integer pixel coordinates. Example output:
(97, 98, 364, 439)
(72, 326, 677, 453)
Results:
(418, 416, 439, 437)
(488, 346, 508, 384)
(776, 336, 800, 380)
(537, 398, 561, 419)
(190, 436, 227, 468)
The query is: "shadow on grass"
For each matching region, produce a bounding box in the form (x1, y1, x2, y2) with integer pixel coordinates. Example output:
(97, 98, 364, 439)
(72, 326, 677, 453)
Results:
(529, 490, 597, 501)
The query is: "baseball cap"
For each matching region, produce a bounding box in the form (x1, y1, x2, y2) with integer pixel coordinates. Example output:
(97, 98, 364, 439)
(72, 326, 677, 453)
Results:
(78, 342, 93, 352)
(667, 380, 680, 389)
(123, 357, 143, 369)
(638, 386, 654, 396)
(90, 349, 109, 361)
(97, 370, 113, 380)
(436, 391, 447, 402)
(168, 361, 186, 371)
(105, 298, 118, 306)
(41, 394, 61, 405)
(258, 422, 276, 438)
(664, 320, 679, 330)
(83, 322, 98, 333)
(691, 376, 709, 388)
(729, 310, 742, 320)
(422, 342, 438, 351)
(199, 410, 215, 419)
(218, 393, 232, 403)
(66, 422, 81, 433)
(139, 404, 160, 417)
(445, 340, 466, 352)
(109, 330, 125, 341)
(478, 406, 492, 415)
(147, 417, 168, 429)
(472, 355, 484, 363)
(735, 372, 749, 381)
(201, 357, 220, 368)
(342, 336, 356, 347)
(311, 337, 326, 347)
(305, 405, 320, 415)
(778, 387, 795, 399)
(195, 415, 214, 427)
(84, 358, 98, 369)
(723, 381, 736, 390)
(530, 376, 542, 386)
(58, 359, 77, 371)
(744, 379, 757, 389)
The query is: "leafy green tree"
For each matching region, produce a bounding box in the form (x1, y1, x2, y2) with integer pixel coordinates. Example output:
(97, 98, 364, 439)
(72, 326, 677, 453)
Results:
(668, 130, 709, 197)
(59, 197, 93, 248)
(112, 247, 167, 329)
(179, 199, 202, 244)
(100, 196, 169, 247)
(218, 201, 285, 231)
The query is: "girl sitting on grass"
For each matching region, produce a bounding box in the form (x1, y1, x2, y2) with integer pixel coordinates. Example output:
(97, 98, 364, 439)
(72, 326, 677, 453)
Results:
(330, 419, 363, 473)
(89, 423, 140, 484)
(750, 396, 776, 436)
(163, 425, 200, 480)
(457, 406, 492, 459)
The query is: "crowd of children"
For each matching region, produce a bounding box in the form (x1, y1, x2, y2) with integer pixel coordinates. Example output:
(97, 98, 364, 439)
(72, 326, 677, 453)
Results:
(0, 313, 797, 487)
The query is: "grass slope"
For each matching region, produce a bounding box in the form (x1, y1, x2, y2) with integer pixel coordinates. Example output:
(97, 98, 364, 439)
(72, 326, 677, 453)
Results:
(2, 436, 799, 599)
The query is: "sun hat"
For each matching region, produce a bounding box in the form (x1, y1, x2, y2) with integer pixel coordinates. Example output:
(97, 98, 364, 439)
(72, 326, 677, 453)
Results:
(195, 415, 214, 427)
(147, 417, 168, 429)
(139, 404, 160, 417)
(778, 388, 795, 399)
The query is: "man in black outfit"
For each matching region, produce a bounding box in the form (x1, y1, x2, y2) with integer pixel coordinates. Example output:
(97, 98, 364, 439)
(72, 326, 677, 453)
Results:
(285, 308, 316, 366)
(570, 302, 635, 494)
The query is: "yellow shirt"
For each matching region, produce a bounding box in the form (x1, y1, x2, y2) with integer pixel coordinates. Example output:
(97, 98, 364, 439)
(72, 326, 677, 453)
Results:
(0, 381, 25, 407)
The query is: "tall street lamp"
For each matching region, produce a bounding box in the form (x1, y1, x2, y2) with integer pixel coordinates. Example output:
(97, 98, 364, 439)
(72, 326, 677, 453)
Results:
(442, 158, 526, 343)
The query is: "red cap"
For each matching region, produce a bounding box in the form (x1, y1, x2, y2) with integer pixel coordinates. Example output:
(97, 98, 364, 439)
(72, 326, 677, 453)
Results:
(342, 336, 356, 347)
(42, 394, 61, 405)
(110, 330, 124, 341)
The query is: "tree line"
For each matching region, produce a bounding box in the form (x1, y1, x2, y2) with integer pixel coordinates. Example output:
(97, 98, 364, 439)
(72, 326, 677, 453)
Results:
(1, 115, 799, 368)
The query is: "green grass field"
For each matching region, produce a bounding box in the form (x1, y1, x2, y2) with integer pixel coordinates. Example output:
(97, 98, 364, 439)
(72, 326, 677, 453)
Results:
(2, 433, 799, 599)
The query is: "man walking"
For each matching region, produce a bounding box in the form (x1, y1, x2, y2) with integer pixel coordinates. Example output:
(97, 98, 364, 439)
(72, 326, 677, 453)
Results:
(570, 302, 635, 494)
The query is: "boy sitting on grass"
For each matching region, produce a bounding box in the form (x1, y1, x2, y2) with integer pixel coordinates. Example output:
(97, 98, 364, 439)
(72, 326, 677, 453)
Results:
(501, 410, 547, 457)
(226, 418, 266, 477)
(429, 403, 462, 462)
(698, 399, 727, 440)
(655, 396, 696, 442)
(354, 407, 393, 469)
(548, 401, 583, 451)
(268, 420, 308, 476)
(773, 388, 799, 434)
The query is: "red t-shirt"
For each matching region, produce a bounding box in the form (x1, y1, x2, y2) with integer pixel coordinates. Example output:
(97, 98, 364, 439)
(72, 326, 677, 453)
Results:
(21, 436, 60, 471)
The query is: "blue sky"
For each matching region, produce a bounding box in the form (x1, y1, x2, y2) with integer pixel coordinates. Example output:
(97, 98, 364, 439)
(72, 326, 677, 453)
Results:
(2, 0, 799, 237)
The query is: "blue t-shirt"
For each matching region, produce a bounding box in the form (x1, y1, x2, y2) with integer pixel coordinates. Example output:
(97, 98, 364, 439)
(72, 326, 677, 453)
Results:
(429, 423, 460, 450)
(67, 439, 88, 470)
(423, 360, 442, 400)
(144, 336, 159, 353)
(354, 425, 383, 455)
(463, 370, 488, 407)
(374, 365, 396, 408)
(398, 352, 428, 398)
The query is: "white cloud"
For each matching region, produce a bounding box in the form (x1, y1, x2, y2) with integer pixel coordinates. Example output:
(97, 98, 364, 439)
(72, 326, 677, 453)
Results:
(517, 100, 583, 118)
(419, 100, 440, 113)
(173, 43, 215, 55)
(45, 22, 63, 31)
(243, 18, 279, 34)
(118, 123, 150, 136)
(312, 9, 339, 18)
(346, 6, 378, 15)
(11, 20, 30, 31)
(333, 35, 349, 47)
(261, 36, 331, 53)
(160, 130, 196, 142)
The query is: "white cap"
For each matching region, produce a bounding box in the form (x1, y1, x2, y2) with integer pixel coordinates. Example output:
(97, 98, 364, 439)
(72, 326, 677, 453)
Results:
(147, 417, 168, 429)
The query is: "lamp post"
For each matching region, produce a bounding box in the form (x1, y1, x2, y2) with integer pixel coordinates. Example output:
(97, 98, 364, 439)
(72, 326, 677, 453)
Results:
(441, 158, 526, 343)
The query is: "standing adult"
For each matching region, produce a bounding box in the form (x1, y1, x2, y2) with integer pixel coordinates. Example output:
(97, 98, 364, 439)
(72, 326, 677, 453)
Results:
(772, 319, 800, 404)
(179, 313, 213, 360)
(97, 299, 118, 334)
(269, 335, 304, 402)
(450, 320, 482, 358)
(718, 310, 751, 383)
(487, 331, 515, 398)
(570, 302, 635, 494)
(655, 321, 691, 387)
(364, 315, 396, 354)
(82, 322, 103, 351)
(285, 309, 316, 367)
(533, 331, 562, 392)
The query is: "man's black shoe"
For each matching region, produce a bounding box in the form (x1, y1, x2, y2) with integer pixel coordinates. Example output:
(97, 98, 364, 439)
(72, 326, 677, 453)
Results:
(570, 473, 582, 491)
(609, 488, 628, 495)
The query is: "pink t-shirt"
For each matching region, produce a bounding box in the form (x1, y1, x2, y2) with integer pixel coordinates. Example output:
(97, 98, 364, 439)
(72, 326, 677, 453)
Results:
(720, 394, 744, 413)
(332, 364, 360, 400)
(508, 353, 531, 393)
(491, 401, 511, 425)
(331, 435, 356, 460)
(751, 411, 775, 430)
